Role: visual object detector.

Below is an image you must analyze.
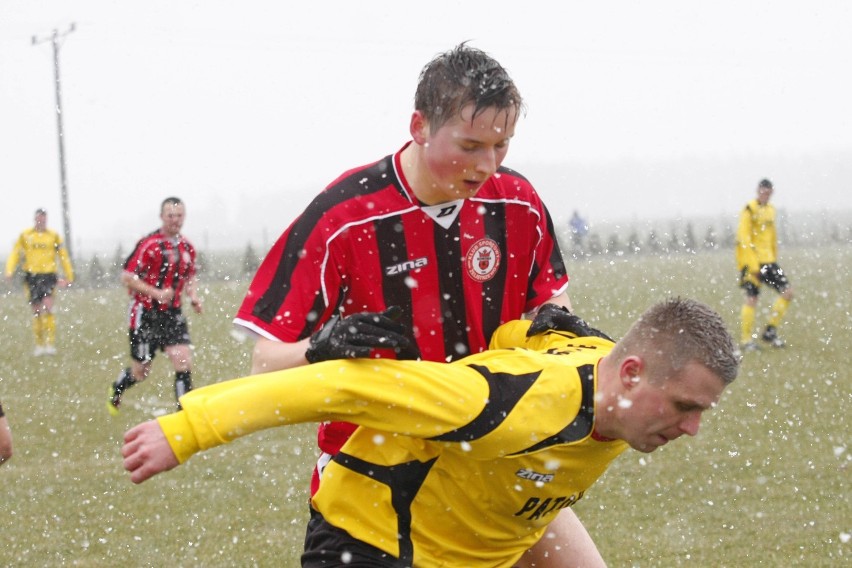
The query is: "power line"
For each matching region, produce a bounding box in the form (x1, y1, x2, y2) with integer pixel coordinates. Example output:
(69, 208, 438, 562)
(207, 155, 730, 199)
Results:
(32, 23, 76, 261)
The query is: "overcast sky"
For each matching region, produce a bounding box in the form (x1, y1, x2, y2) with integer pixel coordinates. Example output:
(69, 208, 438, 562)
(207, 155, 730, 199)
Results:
(2, 1, 850, 257)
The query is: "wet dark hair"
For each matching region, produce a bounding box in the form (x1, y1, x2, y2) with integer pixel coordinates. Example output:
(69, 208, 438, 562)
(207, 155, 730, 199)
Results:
(758, 178, 773, 189)
(161, 197, 183, 212)
(414, 42, 524, 131)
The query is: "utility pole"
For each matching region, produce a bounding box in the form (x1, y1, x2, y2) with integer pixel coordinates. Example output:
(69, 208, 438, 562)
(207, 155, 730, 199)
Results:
(32, 23, 76, 261)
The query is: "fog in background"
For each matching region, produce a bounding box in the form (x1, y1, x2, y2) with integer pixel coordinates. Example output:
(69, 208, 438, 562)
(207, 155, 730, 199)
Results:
(2, 1, 850, 257)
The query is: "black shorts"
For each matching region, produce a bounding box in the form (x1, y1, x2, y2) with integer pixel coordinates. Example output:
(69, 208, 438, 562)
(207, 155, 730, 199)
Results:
(740, 263, 790, 297)
(302, 507, 405, 568)
(25, 273, 58, 303)
(129, 308, 191, 363)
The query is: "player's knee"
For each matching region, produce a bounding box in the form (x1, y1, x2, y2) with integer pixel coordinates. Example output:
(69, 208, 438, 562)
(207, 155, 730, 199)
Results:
(168, 347, 192, 370)
(782, 288, 794, 301)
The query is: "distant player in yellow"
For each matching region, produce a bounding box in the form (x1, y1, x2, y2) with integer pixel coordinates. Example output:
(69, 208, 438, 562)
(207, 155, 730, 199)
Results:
(4, 208, 74, 356)
(736, 178, 793, 351)
(121, 299, 739, 567)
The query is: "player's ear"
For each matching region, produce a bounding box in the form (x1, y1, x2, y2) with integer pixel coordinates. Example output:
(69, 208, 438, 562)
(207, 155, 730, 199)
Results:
(619, 356, 644, 389)
(410, 111, 429, 144)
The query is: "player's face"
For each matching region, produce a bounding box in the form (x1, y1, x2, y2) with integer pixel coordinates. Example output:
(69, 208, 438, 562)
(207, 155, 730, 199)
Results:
(757, 185, 773, 205)
(417, 104, 517, 203)
(160, 203, 186, 237)
(34, 213, 47, 231)
(614, 361, 725, 453)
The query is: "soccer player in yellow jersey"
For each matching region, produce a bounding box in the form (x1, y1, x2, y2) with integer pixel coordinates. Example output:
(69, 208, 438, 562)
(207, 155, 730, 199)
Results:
(735, 178, 794, 351)
(122, 298, 738, 567)
(4, 208, 74, 356)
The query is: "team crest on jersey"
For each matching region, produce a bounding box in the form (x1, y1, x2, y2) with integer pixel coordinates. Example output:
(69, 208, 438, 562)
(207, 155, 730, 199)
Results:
(465, 238, 501, 282)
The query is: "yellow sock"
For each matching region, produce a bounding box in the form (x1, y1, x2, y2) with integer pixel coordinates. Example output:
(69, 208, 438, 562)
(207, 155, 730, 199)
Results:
(768, 297, 790, 329)
(43, 313, 56, 347)
(741, 304, 755, 344)
(32, 315, 44, 346)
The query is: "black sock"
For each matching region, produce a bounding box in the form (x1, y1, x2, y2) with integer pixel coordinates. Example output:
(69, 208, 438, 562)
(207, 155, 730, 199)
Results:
(175, 371, 193, 408)
(115, 368, 137, 394)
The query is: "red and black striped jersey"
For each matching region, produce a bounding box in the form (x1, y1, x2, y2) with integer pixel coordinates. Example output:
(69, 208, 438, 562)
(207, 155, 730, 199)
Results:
(235, 144, 569, 459)
(124, 229, 197, 313)
(236, 144, 568, 361)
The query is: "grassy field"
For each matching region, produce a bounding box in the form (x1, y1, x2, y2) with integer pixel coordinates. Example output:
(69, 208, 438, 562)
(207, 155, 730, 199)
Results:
(0, 247, 848, 566)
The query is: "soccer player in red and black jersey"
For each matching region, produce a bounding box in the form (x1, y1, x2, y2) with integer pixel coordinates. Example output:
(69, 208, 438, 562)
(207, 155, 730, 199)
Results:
(107, 197, 203, 415)
(234, 44, 602, 567)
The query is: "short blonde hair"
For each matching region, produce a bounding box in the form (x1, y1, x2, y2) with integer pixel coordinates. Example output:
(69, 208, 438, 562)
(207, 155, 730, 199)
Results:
(611, 297, 739, 385)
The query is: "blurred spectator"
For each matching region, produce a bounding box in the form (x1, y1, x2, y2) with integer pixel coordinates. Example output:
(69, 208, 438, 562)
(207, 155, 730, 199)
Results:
(569, 210, 589, 253)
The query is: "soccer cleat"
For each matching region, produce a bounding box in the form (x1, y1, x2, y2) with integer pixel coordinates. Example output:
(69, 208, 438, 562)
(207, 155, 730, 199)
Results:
(107, 387, 121, 416)
(108, 368, 137, 416)
(107, 381, 123, 417)
(43, 345, 57, 355)
(33, 346, 45, 356)
(761, 326, 786, 348)
(739, 341, 761, 353)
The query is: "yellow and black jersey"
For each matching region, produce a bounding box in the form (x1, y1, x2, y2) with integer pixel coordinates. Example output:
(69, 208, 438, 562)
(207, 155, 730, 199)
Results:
(4, 228, 74, 280)
(158, 321, 628, 567)
(735, 198, 777, 273)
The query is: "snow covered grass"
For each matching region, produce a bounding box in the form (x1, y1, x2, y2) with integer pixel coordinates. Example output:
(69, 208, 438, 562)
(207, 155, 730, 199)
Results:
(0, 279, 315, 565)
(0, 247, 848, 565)
(571, 247, 850, 565)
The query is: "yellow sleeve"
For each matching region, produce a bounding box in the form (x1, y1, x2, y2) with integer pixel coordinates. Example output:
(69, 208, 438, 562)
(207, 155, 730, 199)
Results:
(768, 209, 777, 261)
(4, 235, 23, 277)
(57, 240, 74, 282)
(157, 412, 202, 463)
(488, 319, 597, 352)
(157, 358, 490, 464)
(488, 319, 533, 349)
(735, 205, 759, 273)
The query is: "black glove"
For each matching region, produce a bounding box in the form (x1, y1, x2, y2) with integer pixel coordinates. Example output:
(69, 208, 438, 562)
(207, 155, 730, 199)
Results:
(305, 306, 419, 363)
(526, 304, 613, 341)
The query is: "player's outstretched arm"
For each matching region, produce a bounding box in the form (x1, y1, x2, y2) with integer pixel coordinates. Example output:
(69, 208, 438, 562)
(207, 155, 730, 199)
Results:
(122, 421, 180, 484)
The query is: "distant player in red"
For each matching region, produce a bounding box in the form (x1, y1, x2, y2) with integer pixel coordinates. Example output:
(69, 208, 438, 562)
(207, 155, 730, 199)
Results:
(234, 44, 602, 566)
(107, 197, 203, 415)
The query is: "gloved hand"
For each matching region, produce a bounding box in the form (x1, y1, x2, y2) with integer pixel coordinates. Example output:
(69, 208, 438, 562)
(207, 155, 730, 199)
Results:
(526, 304, 613, 341)
(305, 306, 419, 363)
